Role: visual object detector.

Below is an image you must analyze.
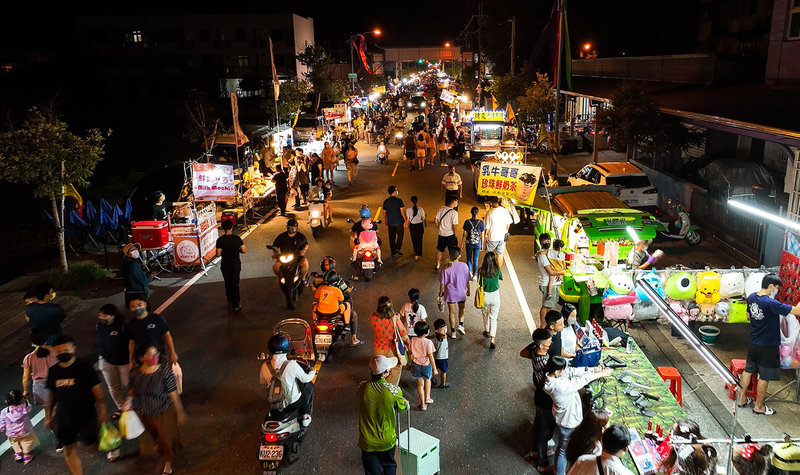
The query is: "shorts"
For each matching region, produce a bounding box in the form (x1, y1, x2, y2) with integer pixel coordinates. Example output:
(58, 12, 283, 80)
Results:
(435, 358, 449, 373)
(9, 432, 40, 453)
(540, 284, 560, 308)
(436, 234, 459, 252)
(446, 300, 466, 305)
(411, 362, 433, 379)
(745, 344, 780, 381)
(56, 414, 99, 446)
(486, 240, 506, 254)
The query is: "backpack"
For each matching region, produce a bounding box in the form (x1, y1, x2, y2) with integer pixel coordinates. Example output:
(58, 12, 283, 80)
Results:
(466, 219, 481, 245)
(265, 360, 291, 410)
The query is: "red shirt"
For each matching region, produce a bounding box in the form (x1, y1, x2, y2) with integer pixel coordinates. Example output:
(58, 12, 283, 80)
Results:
(370, 313, 407, 351)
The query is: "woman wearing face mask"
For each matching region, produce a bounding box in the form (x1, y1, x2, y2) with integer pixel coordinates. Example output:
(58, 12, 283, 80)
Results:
(124, 345, 187, 475)
(121, 243, 154, 305)
(95, 304, 130, 419)
(560, 303, 579, 360)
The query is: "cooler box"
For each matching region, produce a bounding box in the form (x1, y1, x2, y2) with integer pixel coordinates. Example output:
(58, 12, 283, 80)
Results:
(399, 428, 439, 475)
(131, 221, 170, 249)
(221, 210, 237, 227)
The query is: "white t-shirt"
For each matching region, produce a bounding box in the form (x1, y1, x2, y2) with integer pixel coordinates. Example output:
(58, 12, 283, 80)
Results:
(567, 453, 634, 475)
(484, 206, 513, 242)
(441, 172, 462, 191)
(259, 353, 315, 405)
(537, 251, 562, 286)
(435, 206, 459, 236)
(400, 302, 428, 329)
(562, 324, 578, 357)
(406, 206, 426, 225)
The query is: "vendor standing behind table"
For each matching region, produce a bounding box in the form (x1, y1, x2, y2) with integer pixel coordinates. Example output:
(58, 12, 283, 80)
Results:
(626, 240, 663, 270)
(151, 191, 189, 221)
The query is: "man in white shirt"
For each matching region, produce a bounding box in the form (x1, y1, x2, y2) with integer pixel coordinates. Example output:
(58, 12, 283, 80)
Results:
(259, 334, 316, 426)
(440, 165, 462, 206)
(484, 196, 514, 267)
(434, 197, 460, 271)
(535, 233, 566, 327)
(568, 424, 634, 475)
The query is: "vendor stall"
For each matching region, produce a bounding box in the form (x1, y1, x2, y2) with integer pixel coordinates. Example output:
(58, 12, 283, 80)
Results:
(170, 202, 217, 268)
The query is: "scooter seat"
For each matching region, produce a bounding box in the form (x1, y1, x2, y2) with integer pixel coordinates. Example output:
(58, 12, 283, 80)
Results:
(265, 407, 299, 424)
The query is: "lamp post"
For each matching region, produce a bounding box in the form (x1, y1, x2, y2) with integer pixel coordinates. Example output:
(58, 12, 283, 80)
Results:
(348, 29, 381, 94)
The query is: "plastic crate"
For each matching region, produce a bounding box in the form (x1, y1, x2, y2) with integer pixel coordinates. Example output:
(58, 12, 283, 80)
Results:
(131, 221, 169, 249)
(399, 427, 439, 475)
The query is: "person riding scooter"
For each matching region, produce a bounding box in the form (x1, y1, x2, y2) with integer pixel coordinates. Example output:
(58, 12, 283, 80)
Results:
(350, 205, 383, 265)
(313, 270, 362, 346)
(271, 219, 310, 284)
(308, 178, 332, 225)
(259, 333, 316, 426)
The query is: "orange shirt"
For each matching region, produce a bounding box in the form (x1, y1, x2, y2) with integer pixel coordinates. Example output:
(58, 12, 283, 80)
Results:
(315, 285, 344, 314)
(370, 313, 407, 351)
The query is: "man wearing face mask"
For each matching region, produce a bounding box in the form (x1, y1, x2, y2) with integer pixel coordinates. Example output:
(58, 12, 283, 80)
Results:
(126, 297, 179, 368)
(94, 304, 130, 420)
(25, 283, 66, 346)
(534, 233, 566, 327)
(121, 243, 154, 304)
(738, 274, 800, 416)
(271, 219, 310, 284)
(46, 335, 110, 472)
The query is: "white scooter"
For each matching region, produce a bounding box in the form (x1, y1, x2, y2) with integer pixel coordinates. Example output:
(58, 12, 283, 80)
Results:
(308, 200, 330, 239)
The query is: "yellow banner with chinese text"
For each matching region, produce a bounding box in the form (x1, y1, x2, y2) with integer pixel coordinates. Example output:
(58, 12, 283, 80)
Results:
(476, 162, 542, 206)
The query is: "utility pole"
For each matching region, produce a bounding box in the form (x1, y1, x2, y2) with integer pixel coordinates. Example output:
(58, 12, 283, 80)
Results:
(510, 16, 516, 75)
(552, 0, 565, 176)
(478, 2, 484, 107)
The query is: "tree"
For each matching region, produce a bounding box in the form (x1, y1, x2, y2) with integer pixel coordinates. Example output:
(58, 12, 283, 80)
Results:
(0, 108, 108, 270)
(488, 69, 528, 107)
(327, 79, 349, 104)
(261, 79, 312, 124)
(461, 64, 479, 99)
(183, 90, 220, 153)
(296, 44, 333, 111)
(640, 114, 705, 172)
(516, 73, 556, 125)
(596, 83, 660, 158)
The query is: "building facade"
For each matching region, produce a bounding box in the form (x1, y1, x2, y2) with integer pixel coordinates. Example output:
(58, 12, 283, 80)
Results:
(766, 0, 800, 84)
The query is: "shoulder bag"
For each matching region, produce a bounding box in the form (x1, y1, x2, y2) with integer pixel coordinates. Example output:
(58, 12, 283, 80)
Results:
(393, 315, 409, 366)
(474, 273, 485, 309)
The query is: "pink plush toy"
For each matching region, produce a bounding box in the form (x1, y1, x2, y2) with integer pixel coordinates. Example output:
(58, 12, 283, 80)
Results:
(604, 303, 634, 321)
(670, 301, 689, 324)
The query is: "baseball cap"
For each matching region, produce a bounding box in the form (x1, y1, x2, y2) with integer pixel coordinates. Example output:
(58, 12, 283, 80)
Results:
(772, 443, 800, 471)
(369, 355, 398, 375)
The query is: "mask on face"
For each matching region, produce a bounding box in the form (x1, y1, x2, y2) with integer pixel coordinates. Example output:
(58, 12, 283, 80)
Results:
(99, 317, 114, 326)
(568, 317, 577, 325)
(541, 242, 551, 250)
(145, 355, 159, 366)
(56, 352, 73, 363)
(129, 250, 140, 259)
(770, 289, 779, 299)
(287, 227, 297, 234)
(50, 291, 56, 300)
(134, 307, 147, 317)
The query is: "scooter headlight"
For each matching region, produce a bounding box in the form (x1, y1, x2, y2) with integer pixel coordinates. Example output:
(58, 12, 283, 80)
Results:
(280, 254, 294, 264)
(311, 210, 320, 218)
(280, 277, 286, 284)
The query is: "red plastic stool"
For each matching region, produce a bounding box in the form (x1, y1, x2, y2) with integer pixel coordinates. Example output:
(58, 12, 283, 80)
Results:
(657, 366, 683, 406)
(726, 359, 758, 401)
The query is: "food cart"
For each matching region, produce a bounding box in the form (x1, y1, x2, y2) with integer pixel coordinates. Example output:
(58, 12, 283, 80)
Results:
(467, 109, 509, 161)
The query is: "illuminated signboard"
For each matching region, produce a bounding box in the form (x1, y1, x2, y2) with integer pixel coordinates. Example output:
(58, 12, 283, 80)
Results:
(472, 110, 506, 122)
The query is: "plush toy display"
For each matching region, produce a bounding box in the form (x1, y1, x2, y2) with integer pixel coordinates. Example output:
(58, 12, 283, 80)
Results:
(603, 271, 636, 305)
(744, 272, 767, 298)
(664, 272, 697, 300)
(714, 301, 729, 321)
(695, 271, 722, 305)
(669, 301, 689, 324)
(687, 302, 701, 321)
(636, 270, 665, 302)
(604, 303, 633, 321)
(699, 303, 716, 321)
(728, 299, 749, 323)
(719, 272, 745, 298)
(634, 301, 660, 320)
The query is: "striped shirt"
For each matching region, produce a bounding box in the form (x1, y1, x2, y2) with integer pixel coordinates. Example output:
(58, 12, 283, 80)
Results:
(130, 364, 177, 417)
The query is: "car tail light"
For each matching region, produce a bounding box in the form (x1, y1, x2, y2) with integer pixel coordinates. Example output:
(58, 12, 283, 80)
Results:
(316, 324, 330, 332)
(265, 433, 278, 442)
(643, 188, 658, 194)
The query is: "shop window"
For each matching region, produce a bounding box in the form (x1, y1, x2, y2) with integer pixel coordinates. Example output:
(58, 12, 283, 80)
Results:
(789, 0, 800, 39)
(127, 30, 143, 44)
(238, 55, 249, 67)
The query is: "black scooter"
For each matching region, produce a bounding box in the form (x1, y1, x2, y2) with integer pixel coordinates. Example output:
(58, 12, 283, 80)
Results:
(267, 245, 304, 309)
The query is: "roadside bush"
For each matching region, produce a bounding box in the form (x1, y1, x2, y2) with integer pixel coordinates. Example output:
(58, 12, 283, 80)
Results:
(35, 261, 110, 291)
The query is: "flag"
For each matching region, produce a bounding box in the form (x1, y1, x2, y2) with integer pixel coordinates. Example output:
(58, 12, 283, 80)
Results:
(506, 103, 516, 122)
(64, 183, 82, 206)
(350, 35, 372, 74)
(268, 37, 279, 100)
(562, 8, 573, 90)
(527, 1, 558, 82)
(491, 94, 498, 111)
(292, 109, 301, 127)
(230, 93, 247, 147)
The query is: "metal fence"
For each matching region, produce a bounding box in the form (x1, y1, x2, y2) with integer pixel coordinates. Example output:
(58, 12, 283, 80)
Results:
(690, 190, 764, 264)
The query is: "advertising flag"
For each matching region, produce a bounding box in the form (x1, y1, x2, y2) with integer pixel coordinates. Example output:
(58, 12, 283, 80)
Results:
(350, 35, 372, 74)
(476, 161, 542, 206)
(505, 103, 516, 122)
(230, 93, 247, 147)
(269, 37, 280, 100)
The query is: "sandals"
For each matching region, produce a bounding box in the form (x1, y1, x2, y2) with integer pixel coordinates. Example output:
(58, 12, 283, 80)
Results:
(737, 396, 753, 408)
(426, 398, 434, 404)
(419, 404, 427, 411)
(753, 405, 776, 415)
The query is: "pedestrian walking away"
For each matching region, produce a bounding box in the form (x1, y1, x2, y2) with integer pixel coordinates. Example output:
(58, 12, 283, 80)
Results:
(271, 165, 289, 216)
(382, 185, 407, 258)
(46, 335, 112, 472)
(478, 251, 503, 349)
(535, 233, 566, 327)
(345, 144, 359, 185)
(406, 195, 426, 260)
(370, 296, 409, 386)
(434, 196, 460, 271)
(409, 321, 438, 410)
(484, 196, 514, 267)
(462, 206, 485, 279)
(438, 247, 471, 338)
(358, 355, 409, 475)
(25, 283, 66, 346)
(437, 129, 448, 166)
(1, 389, 39, 465)
(95, 304, 131, 419)
(216, 219, 247, 311)
(321, 142, 337, 184)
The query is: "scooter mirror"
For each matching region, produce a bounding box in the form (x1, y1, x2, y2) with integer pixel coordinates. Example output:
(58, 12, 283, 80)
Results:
(346, 218, 354, 224)
(257, 352, 267, 361)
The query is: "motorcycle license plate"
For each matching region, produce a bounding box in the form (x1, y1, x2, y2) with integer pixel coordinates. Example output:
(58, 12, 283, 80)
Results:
(259, 444, 284, 461)
(362, 261, 375, 269)
(315, 334, 332, 345)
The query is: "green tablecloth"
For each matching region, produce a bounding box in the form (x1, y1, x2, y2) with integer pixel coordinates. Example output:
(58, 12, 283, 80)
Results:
(588, 342, 687, 473)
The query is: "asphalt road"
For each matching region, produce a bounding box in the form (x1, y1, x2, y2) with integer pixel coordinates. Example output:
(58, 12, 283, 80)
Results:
(0, 130, 735, 474)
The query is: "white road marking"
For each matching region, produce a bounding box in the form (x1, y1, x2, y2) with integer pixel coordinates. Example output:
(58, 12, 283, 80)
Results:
(503, 251, 538, 335)
(0, 216, 268, 457)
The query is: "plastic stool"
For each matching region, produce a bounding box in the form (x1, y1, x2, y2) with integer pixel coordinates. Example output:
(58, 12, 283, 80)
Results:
(657, 366, 682, 406)
(726, 359, 758, 401)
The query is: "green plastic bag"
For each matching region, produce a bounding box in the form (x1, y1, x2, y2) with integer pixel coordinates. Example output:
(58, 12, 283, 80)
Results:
(99, 422, 122, 452)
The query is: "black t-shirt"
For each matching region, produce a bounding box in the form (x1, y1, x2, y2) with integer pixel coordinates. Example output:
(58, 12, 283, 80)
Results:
(26, 302, 66, 345)
(127, 313, 170, 354)
(547, 331, 563, 359)
(310, 157, 323, 182)
(272, 171, 288, 192)
(216, 234, 244, 267)
(272, 231, 308, 254)
(95, 321, 129, 366)
(152, 201, 173, 220)
(46, 358, 101, 419)
(382, 196, 405, 227)
(404, 136, 416, 155)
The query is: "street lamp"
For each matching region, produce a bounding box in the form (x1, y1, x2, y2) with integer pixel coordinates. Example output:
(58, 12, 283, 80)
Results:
(348, 29, 382, 93)
(444, 42, 451, 47)
(583, 43, 591, 51)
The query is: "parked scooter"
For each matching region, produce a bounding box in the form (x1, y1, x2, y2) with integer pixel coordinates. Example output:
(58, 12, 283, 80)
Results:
(652, 201, 702, 245)
(267, 245, 305, 308)
(346, 216, 382, 281)
(257, 319, 315, 474)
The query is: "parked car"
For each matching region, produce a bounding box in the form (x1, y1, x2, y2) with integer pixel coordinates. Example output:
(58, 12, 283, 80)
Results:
(567, 162, 658, 210)
(292, 114, 323, 144)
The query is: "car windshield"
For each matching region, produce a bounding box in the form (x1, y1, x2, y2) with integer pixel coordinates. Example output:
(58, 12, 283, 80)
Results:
(605, 175, 652, 188)
(295, 118, 318, 128)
